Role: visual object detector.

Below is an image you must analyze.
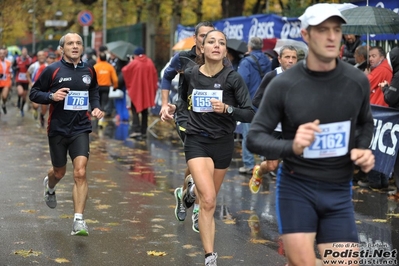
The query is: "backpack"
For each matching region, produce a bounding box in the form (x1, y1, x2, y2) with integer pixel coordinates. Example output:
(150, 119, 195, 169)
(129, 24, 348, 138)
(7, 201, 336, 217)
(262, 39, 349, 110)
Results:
(249, 54, 265, 78)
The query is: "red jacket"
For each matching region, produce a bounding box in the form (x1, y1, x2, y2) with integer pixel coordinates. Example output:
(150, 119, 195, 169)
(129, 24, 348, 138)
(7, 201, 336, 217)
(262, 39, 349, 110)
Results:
(368, 59, 392, 107)
(122, 55, 158, 113)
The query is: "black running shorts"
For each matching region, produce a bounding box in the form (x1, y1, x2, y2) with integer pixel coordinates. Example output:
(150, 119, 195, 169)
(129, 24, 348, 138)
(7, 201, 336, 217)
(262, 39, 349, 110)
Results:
(184, 133, 234, 169)
(48, 133, 90, 167)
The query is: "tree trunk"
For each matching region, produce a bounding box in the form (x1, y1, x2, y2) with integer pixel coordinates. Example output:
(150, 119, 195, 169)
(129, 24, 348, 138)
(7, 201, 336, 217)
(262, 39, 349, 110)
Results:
(194, 0, 203, 24)
(252, 0, 264, 15)
(170, 0, 183, 57)
(221, 0, 245, 18)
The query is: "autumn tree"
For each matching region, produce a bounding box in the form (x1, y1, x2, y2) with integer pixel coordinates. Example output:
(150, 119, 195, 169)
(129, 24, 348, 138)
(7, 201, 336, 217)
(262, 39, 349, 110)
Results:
(0, 0, 336, 69)
(0, 0, 30, 47)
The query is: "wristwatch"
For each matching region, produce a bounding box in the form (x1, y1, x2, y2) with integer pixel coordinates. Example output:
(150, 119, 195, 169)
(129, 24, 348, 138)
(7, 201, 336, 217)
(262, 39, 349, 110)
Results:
(227, 105, 234, 115)
(49, 93, 54, 101)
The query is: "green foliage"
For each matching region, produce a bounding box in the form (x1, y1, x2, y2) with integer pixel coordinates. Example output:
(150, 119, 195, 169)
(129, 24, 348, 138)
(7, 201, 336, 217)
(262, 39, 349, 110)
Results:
(279, 0, 308, 17)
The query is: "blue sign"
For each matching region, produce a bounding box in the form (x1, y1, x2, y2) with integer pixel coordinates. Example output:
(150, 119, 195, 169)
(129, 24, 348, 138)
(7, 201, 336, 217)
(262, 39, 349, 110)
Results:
(78, 10, 93, 26)
(370, 105, 399, 177)
(176, 1, 399, 42)
(176, 14, 302, 44)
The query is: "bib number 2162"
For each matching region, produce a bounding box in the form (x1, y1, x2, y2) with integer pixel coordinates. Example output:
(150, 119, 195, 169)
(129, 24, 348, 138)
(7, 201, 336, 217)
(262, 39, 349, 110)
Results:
(303, 120, 350, 159)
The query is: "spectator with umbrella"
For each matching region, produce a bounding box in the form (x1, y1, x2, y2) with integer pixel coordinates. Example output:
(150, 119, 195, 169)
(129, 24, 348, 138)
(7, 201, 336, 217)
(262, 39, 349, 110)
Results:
(340, 34, 364, 65)
(226, 39, 247, 71)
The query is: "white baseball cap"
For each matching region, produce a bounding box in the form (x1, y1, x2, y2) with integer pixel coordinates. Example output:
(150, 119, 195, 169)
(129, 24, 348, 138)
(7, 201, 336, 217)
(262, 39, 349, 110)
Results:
(299, 3, 347, 30)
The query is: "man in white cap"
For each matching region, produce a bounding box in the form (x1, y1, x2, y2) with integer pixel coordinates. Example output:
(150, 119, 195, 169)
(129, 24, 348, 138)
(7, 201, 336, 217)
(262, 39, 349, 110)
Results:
(247, 3, 375, 265)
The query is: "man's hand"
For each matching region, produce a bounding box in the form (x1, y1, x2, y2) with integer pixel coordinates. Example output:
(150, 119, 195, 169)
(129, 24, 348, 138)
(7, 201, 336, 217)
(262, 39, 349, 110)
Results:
(91, 108, 104, 119)
(53, 88, 70, 102)
(351, 149, 375, 173)
(160, 103, 176, 121)
(292, 119, 321, 155)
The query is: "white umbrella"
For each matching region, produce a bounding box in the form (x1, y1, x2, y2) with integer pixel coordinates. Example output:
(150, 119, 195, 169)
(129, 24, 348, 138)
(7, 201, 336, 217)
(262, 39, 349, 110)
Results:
(273, 39, 308, 56)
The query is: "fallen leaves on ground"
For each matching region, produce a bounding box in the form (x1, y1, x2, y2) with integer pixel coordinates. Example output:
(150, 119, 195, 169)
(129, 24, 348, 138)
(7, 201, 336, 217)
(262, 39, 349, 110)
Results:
(152, 224, 164, 229)
(182, 244, 196, 249)
(105, 222, 120, 226)
(95, 204, 112, 210)
(162, 234, 176, 237)
(237, 210, 254, 214)
(141, 193, 155, 196)
(14, 249, 41, 257)
(129, 235, 145, 240)
(54, 258, 70, 263)
(372, 219, 388, 223)
(358, 189, 370, 194)
(85, 219, 100, 224)
(151, 218, 165, 222)
(223, 219, 236, 225)
(130, 191, 155, 196)
(37, 216, 52, 219)
(147, 250, 167, 256)
(249, 239, 271, 244)
(352, 199, 364, 202)
(122, 218, 141, 223)
(20, 209, 36, 214)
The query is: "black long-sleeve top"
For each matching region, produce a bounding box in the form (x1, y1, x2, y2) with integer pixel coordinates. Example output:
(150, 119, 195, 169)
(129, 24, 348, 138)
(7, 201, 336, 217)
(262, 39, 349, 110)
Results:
(29, 58, 100, 137)
(181, 65, 255, 139)
(247, 59, 374, 183)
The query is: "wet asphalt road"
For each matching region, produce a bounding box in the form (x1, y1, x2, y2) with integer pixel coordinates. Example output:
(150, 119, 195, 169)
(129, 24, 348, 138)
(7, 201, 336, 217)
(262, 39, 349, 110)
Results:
(0, 105, 398, 266)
